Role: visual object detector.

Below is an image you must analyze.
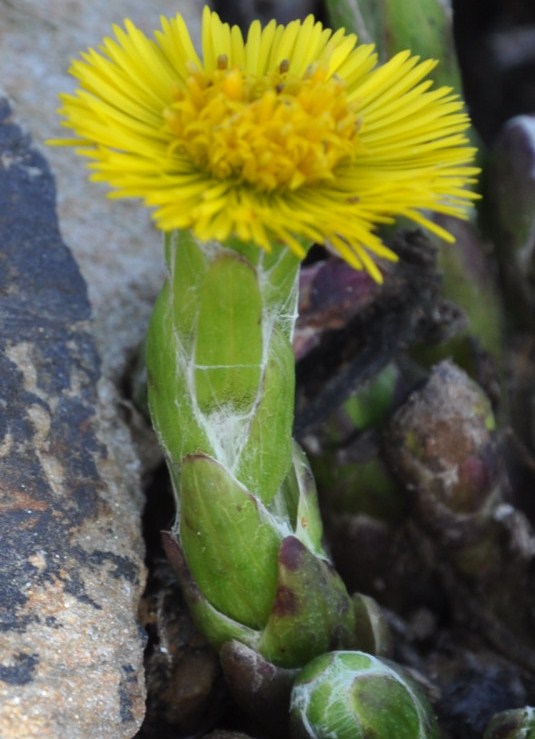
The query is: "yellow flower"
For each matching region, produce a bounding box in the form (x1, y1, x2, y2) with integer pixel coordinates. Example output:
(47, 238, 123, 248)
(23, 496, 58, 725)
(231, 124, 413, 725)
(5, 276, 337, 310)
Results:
(54, 6, 479, 282)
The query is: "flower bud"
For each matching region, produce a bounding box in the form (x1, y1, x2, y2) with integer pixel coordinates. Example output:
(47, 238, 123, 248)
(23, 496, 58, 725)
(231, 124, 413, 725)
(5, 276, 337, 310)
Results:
(290, 651, 439, 739)
(384, 360, 502, 574)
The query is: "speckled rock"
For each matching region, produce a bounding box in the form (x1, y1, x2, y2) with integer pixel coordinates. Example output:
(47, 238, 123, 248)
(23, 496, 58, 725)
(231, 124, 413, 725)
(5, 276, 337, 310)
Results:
(0, 99, 146, 737)
(0, 0, 202, 382)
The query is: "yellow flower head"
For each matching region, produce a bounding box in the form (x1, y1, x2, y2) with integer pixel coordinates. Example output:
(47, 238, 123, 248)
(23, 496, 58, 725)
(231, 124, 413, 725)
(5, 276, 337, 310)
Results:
(54, 6, 479, 282)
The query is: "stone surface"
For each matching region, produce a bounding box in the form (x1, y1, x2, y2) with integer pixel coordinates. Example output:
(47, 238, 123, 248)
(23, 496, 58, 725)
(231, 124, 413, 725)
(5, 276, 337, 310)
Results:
(0, 3, 205, 736)
(0, 99, 145, 737)
(0, 0, 202, 381)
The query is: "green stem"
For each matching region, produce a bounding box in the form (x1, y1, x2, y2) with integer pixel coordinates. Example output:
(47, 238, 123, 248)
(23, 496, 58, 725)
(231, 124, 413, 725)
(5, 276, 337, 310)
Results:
(147, 231, 358, 668)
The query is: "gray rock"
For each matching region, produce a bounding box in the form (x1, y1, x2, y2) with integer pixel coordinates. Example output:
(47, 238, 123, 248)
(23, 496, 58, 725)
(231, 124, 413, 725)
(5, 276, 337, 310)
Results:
(0, 98, 146, 737)
(0, 0, 201, 383)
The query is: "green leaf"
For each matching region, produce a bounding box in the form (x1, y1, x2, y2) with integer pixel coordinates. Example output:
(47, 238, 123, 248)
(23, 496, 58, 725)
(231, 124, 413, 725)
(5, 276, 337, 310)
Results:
(236, 326, 295, 505)
(165, 230, 210, 354)
(259, 537, 356, 668)
(161, 532, 261, 651)
(290, 443, 325, 554)
(146, 279, 212, 461)
(194, 250, 263, 413)
(180, 453, 281, 629)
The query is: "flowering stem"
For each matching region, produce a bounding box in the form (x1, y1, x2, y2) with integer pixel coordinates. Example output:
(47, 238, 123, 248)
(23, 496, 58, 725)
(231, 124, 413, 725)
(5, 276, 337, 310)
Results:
(147, 231, 358, 667)
(148, 230, 299, 500)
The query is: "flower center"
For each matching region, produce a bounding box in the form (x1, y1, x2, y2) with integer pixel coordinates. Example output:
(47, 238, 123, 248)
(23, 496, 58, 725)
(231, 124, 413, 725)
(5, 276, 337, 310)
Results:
(165, 58, 360, 191)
